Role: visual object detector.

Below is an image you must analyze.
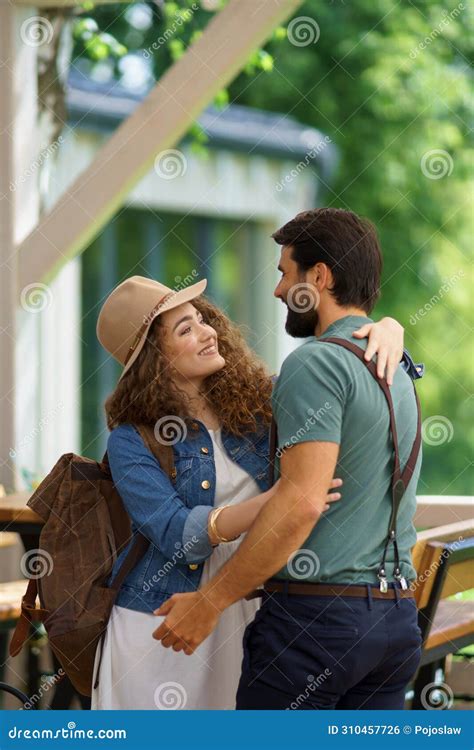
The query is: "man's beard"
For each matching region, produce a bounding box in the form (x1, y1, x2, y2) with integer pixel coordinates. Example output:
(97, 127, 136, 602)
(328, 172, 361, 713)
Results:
(285, 306, 319, 338)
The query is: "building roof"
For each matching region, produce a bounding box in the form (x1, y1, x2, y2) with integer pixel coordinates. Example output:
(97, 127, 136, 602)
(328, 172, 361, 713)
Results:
(66, 70, 337, 180)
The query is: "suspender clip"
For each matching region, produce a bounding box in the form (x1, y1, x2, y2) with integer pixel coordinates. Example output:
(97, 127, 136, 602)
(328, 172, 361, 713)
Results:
(394, 568, 408, 590)
(378, 569, 388, 593)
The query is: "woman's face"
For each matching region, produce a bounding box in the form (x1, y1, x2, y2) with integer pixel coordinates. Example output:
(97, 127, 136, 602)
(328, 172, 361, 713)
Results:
(159, 302, 225, 383)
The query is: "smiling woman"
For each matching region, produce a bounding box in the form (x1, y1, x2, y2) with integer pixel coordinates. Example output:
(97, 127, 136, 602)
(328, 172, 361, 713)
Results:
(91, 274, 280, 709)
(102, 289, 273, 436)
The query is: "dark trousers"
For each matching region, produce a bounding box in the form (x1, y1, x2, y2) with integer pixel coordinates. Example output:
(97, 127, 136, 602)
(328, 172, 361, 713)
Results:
(236, 583, 422, 710)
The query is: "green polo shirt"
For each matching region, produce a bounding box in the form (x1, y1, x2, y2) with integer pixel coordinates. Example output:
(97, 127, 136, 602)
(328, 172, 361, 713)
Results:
(272, 315, 421, 585)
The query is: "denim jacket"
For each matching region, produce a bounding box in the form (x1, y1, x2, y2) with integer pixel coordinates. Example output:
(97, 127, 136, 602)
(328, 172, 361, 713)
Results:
(107, 419, 270, 612)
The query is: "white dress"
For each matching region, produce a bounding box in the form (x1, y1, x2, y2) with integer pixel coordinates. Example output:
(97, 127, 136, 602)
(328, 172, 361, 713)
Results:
(91, 428, 262, 710)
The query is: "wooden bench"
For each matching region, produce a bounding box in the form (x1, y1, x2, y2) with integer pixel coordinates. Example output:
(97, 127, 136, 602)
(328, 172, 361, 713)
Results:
(410, 519, 474, 708)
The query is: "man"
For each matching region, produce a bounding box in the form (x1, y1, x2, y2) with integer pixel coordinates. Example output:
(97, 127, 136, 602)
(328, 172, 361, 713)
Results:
(153, 207, 423, 710)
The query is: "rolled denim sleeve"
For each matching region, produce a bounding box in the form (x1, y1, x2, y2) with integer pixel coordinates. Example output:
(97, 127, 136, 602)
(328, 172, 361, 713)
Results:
(401, 348, 425, 380)
(107, 425, 214, 564)
(182, 506, 215, 563)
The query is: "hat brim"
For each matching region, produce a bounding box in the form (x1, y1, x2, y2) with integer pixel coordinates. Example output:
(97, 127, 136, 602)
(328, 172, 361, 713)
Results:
(118, 278, 208, 381)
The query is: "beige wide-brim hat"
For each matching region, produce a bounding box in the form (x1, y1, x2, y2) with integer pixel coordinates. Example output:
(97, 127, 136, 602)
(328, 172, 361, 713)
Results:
(96, 275, 207, 381)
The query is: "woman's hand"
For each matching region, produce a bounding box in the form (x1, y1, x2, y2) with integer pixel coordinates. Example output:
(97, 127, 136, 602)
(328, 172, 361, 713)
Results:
(266, 476, 343, 512)
(209, 476, 343, 544)
(352, 316, 404, 386)
(324, 477, 343, 511)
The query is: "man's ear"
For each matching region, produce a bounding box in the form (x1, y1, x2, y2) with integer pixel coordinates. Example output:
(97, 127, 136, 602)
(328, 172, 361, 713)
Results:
(315, 263, 334, 293)
(309, 262, 331, 291)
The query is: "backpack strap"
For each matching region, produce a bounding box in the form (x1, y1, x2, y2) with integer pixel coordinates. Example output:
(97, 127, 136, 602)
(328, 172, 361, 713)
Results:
(104, 424, 176, 592)
(268, 375, 279, 487)
(268, 418, 278, 488)
(9, 578, 49, 657)
(320, 337, 422, 590)
(135, 424, 175, 478)
(100, 423, 176, 592)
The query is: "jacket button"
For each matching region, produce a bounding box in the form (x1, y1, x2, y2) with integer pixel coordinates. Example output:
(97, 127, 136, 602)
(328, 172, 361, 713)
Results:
(201, 480, 211, 490)
(188, 563, 199, 570)
(201, 447, 209, 454)
(191, 422, 199, 431)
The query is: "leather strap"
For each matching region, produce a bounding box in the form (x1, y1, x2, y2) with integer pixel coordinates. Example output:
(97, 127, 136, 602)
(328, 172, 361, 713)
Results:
(107, 423, 175, 592)
(124, 292, 176, 366)
(9, 579, 49, 657)
(321, 337, 422, 585)
(247, 580, 414, 600)
(268, 418, 278, 488)
(322, 338, 422, 500)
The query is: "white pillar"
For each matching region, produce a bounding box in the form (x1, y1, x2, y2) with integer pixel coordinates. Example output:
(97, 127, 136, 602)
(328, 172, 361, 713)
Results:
(0, 5, 41, 491)
(1, 6, 81, 489)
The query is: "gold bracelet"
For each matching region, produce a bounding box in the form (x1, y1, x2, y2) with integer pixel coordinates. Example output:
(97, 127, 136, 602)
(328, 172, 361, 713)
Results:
(209, 505, 240, 544)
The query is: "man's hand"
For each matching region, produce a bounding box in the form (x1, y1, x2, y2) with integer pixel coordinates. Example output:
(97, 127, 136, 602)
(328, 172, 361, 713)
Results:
(152, 590, 221, 654)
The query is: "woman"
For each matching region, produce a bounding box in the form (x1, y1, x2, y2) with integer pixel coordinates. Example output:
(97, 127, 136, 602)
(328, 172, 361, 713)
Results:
(92, 275, 404, 710)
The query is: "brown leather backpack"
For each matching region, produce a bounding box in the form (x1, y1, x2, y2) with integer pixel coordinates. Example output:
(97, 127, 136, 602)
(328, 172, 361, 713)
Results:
(10, 424, 174, 697)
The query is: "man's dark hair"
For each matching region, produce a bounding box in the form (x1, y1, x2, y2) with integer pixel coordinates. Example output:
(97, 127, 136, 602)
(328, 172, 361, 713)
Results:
(272, 207, 382, 313)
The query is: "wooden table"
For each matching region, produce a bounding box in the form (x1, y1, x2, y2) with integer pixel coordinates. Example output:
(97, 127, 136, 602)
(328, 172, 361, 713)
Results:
(0, 491, 42, 537)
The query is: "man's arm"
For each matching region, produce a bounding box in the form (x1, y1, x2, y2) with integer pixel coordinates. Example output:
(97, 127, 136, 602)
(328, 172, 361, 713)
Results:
(153, 440, 339, 653)
(203, 440, 339, 610)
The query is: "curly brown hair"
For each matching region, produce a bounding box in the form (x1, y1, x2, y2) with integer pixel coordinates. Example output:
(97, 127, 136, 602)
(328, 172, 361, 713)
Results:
(104, 295, 273, 437)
